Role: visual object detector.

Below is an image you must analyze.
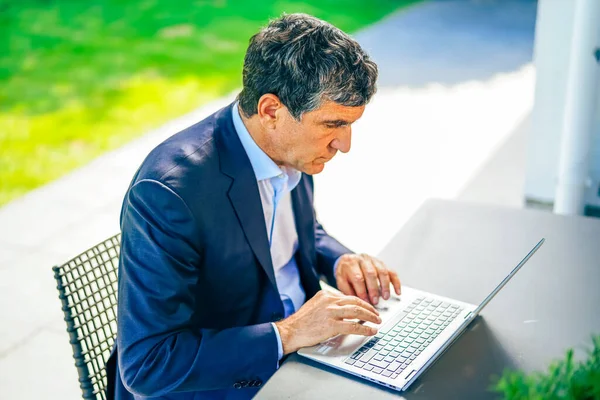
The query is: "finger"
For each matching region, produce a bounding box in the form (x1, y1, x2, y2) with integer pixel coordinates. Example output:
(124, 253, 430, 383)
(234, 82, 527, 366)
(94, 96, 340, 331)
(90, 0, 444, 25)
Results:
(388, 269, 402, 296)
(347, 262, 369, 303)
(359, 257, 381, 304)
(337, 321, 378, 337)
(337, 294, 379, 316)
(332, 305, 382, 325)
(375, 258, 399, 296)
(374, 260, 391, 300)
(336, 275, 357, 297)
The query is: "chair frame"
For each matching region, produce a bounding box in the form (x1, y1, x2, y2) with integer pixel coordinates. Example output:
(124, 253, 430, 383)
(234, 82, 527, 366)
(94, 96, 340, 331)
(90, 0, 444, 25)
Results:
(53, 233, 121, 400)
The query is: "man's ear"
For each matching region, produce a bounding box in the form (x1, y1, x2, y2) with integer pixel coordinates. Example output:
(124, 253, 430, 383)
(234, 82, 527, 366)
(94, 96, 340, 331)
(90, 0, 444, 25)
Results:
(257, 94, 284, 130)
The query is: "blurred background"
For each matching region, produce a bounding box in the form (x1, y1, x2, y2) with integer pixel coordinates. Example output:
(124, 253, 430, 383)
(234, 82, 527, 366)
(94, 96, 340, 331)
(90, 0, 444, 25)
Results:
(1, 0, 599, 398)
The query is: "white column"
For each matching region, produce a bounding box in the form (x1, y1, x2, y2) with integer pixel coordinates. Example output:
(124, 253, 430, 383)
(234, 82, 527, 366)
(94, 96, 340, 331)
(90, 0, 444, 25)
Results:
(554, 0, 600, 215)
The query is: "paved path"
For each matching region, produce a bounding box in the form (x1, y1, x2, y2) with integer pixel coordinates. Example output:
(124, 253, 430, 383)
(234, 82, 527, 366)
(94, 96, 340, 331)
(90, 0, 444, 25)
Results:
(0, 1, 537, 398)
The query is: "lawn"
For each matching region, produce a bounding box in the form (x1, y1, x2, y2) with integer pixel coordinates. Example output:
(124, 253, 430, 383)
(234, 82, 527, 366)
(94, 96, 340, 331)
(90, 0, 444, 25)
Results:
(0, 0, 420, 206)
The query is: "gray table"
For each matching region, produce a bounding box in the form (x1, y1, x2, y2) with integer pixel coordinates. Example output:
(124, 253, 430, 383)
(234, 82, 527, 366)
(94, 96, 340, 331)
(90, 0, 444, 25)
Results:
(257, 199, 600, 399)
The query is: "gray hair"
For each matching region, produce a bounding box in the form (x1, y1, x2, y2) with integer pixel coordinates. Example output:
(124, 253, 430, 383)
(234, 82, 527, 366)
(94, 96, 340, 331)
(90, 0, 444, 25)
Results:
(237, 13, 378, 120)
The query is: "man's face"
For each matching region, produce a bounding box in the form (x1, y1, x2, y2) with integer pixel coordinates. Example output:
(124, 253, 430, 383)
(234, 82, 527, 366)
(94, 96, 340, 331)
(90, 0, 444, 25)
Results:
(269, 101, 365, 175)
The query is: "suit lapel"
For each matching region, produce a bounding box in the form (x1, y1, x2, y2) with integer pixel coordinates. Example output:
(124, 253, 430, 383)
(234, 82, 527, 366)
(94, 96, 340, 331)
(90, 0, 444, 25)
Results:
(214, 104, 278, 290)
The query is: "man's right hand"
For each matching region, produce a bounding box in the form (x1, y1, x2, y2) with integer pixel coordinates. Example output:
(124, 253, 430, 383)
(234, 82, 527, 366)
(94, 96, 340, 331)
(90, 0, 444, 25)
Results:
(274, 290, 381, 355)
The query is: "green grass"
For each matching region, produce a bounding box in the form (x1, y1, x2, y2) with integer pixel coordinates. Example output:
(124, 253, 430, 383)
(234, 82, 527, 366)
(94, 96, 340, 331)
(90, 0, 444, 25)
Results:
(0, 0, 421, 206)
(492, 335, 600, 399)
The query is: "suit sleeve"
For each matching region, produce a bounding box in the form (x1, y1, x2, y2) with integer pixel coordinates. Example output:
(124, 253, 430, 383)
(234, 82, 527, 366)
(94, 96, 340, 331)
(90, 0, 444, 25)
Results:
(305, 175, 353, 286)
(314, 219, 353, 287)
(117, 179, 278, 397)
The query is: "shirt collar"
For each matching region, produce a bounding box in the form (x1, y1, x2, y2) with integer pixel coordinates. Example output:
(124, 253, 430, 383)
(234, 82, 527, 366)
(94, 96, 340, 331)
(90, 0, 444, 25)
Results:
(232, 102, 301, 190)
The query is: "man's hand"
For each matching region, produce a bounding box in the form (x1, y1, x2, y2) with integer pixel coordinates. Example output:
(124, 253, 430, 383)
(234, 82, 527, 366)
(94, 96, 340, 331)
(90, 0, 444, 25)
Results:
(335, 253, 401, 305)
(274, 290, 381, 355)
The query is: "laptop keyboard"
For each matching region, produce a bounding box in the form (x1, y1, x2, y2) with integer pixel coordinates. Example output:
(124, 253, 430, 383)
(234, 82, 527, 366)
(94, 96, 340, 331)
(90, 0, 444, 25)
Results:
(344, 297, 464, 379)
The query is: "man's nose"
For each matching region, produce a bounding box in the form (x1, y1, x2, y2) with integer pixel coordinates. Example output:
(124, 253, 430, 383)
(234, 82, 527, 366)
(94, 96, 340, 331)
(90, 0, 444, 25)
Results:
(330, 129, 352, 153)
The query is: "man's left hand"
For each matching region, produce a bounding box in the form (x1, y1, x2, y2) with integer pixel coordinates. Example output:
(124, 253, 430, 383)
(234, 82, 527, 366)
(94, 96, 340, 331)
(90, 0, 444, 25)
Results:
(334, 253, 401, 305)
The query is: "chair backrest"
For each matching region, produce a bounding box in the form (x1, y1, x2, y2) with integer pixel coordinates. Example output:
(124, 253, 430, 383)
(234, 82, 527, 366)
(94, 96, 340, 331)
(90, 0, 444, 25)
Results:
(53, 234, 121, 400)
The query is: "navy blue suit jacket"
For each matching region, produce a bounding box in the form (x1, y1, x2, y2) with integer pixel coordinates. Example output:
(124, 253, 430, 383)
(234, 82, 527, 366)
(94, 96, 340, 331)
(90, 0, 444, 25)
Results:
(106, 103, 351, 400)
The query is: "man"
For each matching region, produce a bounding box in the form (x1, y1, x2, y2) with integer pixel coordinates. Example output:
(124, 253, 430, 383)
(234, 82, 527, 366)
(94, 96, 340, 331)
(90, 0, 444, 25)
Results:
(107, 13, 401, 400)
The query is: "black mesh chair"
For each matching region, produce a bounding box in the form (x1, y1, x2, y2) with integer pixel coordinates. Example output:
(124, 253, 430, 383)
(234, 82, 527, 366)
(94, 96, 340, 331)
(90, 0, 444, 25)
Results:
(53, 234, 121, 400)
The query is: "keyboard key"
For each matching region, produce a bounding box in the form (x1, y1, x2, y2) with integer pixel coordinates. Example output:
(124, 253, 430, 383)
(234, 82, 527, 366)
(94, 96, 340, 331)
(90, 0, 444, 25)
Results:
(415, 338, 425, 344)
(355, 361, 366, 368)
(384, 356, 395, 362)
(409, 354, 417, 360)
(370, 359, 390, 369)
(359, 349, 378, 363)
(382, 370, 393, 377)
(390, 350, 400, 357)
(363, 364, 374, 371)
(345, 359, 355, 365)
(372, 367, 384, 374)
(380, 350, 390, 356)
(387, 360, 402, 371)
(392, 373, 400, 379)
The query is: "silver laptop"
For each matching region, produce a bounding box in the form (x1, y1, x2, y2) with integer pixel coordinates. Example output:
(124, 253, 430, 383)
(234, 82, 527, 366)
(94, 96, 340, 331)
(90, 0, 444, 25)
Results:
(298, 238, 545, 391)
